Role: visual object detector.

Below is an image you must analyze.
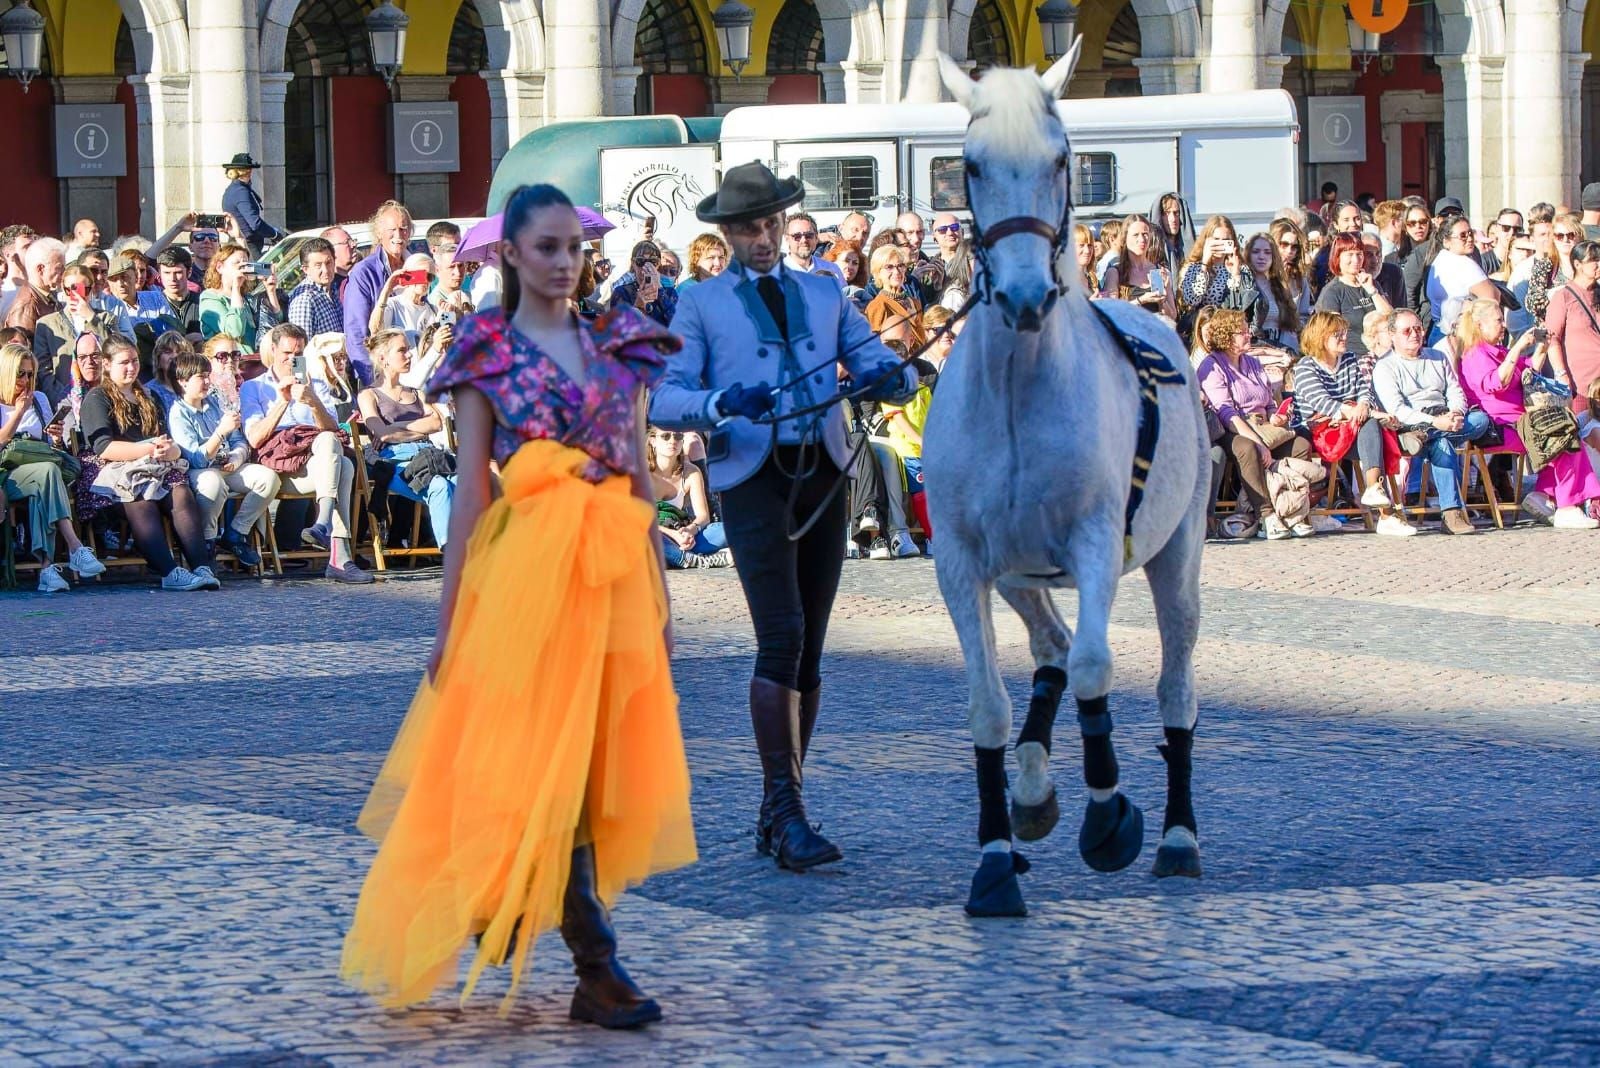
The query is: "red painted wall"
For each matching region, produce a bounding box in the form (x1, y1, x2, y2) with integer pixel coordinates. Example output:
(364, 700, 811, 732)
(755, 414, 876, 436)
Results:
(449, 74, 492, 216)
(116, 80, 140, 235)
(330, 75, 396, 223)
(0, 81, 60, 233)
(650, 74, 712, 119)
(1349, 56, 1442, 200)
(766, 74, 821, 104)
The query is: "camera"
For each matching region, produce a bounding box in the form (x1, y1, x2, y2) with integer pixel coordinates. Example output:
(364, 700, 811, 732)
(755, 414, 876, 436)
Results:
(243, 261, 273, 275)
(195, 214, 227, 230)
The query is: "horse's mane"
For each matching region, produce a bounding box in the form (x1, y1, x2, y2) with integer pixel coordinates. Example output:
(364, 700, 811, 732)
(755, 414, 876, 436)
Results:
(965, 67, 1061, 156)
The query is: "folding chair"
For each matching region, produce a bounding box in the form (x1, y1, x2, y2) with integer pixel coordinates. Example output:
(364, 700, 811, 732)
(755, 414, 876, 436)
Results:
(351, 420, 444, 572)
(1461, 444, 1528, 530)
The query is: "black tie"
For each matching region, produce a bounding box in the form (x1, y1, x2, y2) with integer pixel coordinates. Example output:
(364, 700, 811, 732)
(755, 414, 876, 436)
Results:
(757, 275, 788, 338)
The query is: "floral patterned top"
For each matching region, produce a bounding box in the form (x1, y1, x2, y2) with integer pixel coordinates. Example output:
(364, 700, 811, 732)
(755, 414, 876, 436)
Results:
(428, 305, 681, 480)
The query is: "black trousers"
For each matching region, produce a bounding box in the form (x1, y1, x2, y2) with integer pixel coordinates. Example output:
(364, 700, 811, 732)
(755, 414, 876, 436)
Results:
(846, 428, 887, 544)
(721, 448, 849, 692)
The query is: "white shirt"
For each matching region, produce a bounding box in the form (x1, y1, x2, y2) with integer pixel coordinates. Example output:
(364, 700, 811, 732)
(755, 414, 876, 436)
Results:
(240, 370, 341, 437)
(784, 254, 844, 284)
(0, 394, 50, 439)
(469, 264, 501, 312)
(1425, 249, 1487, 328)
(0, 277, 20, 322)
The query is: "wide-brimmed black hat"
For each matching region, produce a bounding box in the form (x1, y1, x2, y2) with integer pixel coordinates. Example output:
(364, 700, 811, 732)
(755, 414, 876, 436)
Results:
(223, 152, 262, 170)
(697, 162, 804, 224)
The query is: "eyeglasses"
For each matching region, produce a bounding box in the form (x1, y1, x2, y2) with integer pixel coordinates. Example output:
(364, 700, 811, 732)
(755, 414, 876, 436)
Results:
(787, 230, 818, 241)
(210, 350, 240, 361)
(77, 351, 101, 362)
(1406, 217, 1431, 227)
(192, 232, 219, 242)
(15, 369, 34, 379)
(659, 268, 679, 278)
(1555, 231, 1581, 241)
(883, 262, 908, 271)
(934, 223, 962, 235)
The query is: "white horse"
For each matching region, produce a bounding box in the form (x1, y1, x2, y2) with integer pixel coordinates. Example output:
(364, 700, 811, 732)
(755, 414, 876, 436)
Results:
(922, 44, 1211, 917)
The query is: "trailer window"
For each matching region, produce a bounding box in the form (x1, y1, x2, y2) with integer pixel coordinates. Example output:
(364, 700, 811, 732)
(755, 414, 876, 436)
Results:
(927, 152, 1118, 210)
(796, 157, 878, 211)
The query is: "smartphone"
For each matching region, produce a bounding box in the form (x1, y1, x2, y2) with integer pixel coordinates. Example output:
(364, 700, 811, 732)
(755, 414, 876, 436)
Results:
(394, 269, 430, 287)
(1147, 269, 1166, 296)
(196, 214, 227, 229)
(292, 354, 308, 384)
(66, 282, 90, 300)
(1532, 327, 1548, 343)
(437, 310, 456, 328)
(243, 261, 273, 275)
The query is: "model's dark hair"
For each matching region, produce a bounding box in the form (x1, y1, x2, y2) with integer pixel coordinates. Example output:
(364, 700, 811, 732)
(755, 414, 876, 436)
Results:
(500, 184, 576, 316)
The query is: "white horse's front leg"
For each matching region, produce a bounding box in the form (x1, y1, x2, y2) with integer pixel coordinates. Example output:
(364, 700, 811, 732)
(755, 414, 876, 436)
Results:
(1068, 530, 1144, 873)
(1143, 506, 1204, 879)
(996, 581, 1071, 842)
(937, 551, 1028, 917)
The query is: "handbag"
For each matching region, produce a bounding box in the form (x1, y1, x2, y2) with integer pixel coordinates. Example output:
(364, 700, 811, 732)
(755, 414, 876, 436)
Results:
(1248, 414, 1297, 449)
(0, 437, 82, 483)
(1396, 429, 1428, 456)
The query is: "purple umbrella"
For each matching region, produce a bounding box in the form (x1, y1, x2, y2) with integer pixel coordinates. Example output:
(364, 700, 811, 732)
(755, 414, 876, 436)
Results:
(455, 208, 616, 263)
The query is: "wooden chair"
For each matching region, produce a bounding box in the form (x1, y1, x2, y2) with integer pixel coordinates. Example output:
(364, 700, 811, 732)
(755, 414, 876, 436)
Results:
(351, 420, 445, 572)
(1313, 458, 1377, 532)
(1460, 444, 1528, 530)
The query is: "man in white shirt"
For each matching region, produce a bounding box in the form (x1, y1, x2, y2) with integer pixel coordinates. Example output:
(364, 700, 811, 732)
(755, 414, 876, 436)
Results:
(782, 212, 844, 283)
(240, 322, 371, 583)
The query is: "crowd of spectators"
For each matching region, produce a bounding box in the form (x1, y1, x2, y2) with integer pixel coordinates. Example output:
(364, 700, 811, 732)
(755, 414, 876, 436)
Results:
(6, 178, 1600, 594)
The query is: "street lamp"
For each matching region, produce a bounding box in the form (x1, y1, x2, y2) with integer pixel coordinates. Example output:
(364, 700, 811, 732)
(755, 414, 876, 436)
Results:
(711, 0, 755, 79)
(1346, 17, 1380, 74)
(1036, 0, 1077, 64)
(0, 0, 46, 93)
(365, 1, 410, 88)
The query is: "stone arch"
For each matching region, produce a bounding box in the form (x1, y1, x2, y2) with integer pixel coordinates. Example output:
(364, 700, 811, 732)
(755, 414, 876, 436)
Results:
(951, 0, 1195, 71)
(260, 0, 543, 74)
(120, 0, 188, 74)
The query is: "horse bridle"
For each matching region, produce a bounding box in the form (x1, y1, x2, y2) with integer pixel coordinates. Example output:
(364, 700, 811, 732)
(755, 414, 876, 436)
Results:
(962, 106, 1076, 305)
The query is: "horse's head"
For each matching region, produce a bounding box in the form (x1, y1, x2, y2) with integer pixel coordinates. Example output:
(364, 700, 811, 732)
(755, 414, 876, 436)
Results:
(938, 42, 1082, 333)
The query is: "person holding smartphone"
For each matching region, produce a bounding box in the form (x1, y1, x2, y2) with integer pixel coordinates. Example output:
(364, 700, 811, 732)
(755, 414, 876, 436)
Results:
(369, 252, 438, 342)
(34, 263, 118, 405)
(1178, 214, 1260, 343)
(199, 243, 281, 353)
(606, 240, 677, 327)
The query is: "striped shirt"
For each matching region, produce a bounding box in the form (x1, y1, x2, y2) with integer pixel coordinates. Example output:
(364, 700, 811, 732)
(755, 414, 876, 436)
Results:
(1291, 351, 1376, 429)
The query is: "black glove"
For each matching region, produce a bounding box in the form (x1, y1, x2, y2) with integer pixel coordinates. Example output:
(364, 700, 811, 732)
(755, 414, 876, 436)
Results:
(715, 382, 776, 420)
(856, 361, 909, 402)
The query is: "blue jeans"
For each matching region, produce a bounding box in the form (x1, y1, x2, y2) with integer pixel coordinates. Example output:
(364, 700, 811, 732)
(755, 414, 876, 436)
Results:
(1420, 409, 1492, 510)
(662, 520, 726, 568)
(380, 443, 456, 548)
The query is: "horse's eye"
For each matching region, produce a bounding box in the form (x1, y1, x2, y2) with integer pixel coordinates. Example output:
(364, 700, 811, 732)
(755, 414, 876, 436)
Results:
(965, 160, 982, 179)
(1055, 153, 1069, 171)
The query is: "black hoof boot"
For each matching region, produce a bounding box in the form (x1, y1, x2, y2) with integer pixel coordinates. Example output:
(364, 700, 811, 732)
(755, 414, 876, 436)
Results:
(964, 850, 1031, 917)
(1010, 786, 1060, 842)
(1078, 793, 1144, 873)
(1152, 829, 1203, 878)
(561, 846, 663, 1030)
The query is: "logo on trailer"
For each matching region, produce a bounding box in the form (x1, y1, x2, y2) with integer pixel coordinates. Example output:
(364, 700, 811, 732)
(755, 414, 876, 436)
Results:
(620, 165, 706, 232)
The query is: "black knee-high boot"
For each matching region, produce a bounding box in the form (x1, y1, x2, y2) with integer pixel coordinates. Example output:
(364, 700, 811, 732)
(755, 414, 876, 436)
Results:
(757, 683, 822, 854)
(751, 676, 841, 871)
(560, 844, 662, 1029)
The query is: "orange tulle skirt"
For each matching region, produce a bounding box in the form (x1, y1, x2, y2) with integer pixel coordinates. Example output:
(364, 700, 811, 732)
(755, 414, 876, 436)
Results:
(340, 439, 697, 1012)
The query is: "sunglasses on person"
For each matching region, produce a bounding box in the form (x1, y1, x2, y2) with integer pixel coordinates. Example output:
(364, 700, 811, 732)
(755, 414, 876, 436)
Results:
(934, 222, 962, 235)
(594, 258, 611, 270)
(1277, 239, 1299, 250)
(192, 231, 219, 242)
(15, 369, 34, 379)
(658, 267, 679, 278)
(1405, 216, 1431, 228)
(210, 350, 241, 361)
(1555, 230, 1582, 241)
(651, 430, 682, 441)
(787, 229, 818, 241)
(1397, 324, 1425, 335)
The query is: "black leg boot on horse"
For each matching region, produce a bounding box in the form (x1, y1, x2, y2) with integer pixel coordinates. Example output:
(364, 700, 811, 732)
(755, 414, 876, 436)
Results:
(1076, 696, 1144, 872)
(1152, 726, 1202, 877)
(560, 844, 663, 1029)
(756, 683, 822, 856)
(751, 677, 841, 871)
(965, 745, 1031, 916)
(1012, 666, 1066, 841)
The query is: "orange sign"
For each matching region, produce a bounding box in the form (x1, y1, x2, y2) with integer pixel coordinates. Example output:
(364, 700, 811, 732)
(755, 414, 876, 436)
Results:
(1349, 0, 1408, 35)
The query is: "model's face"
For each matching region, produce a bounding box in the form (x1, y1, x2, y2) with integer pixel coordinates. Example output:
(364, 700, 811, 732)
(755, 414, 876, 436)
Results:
(502, 204, 583, 301)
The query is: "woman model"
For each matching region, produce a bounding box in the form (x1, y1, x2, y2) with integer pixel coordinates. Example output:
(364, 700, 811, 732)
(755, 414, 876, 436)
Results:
(341, 184, 696, 1026)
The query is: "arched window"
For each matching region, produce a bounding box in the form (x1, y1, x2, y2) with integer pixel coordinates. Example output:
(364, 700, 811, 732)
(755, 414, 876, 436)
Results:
(636, 0, 709, 74)
(287, 0, 373, 77)
(115, 19, 135, 76)
(1102, 4, 1141, 96)
(767, 0, 823, 74)
(447, 1, 488, 74)
(968, 0, 1013, 72)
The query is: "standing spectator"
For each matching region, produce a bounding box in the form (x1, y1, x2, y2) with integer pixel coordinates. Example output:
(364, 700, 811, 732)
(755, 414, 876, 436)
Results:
(1094, 218, 1125, 287)
(838, 211, 871, 247)
(1581, 183, 1600, 243)
(356, 329, 456, 552)
(58, 331, 105, 448)
(34, 264, 118, 405)
(79, 335, 218, 589)
(1457, 300, 1599, 528)
(1309, 200, 1365, 294)
(1244, 232, 1300, 350)
(104, 250, 148, 325)
(221, 153, 285, 257)
(930, 212, 973, 309)
(1150, 191, 1196, 269)
(1310, 180, 1339, 227)
(200, 243, 280, 352)
(167, 351, 277, 564)
(368, 252, 439, 342)
(1545, 240, 1600, 413)
(1073, 224, 1100, 296)
(676, 233, 729, 294)
(5, 237, 65, 333)
(1373, 200, 1408, 258)
(607, 241, 676, 326)
(344, 201, 414, 384)
(321, 225, 356, 306)
(897, 211, 944, 296)
(1479, 207, 1525, 276)
(1362, 231, 1407, 309)
(824, 239, 869, 304)
(186, 224, 222, 290)
(1396, 202, 1435, 292)
(428, 235, 473, 319)
(1315, 233, 1394, 356)
(1371, 308, 1490, 535)
(63, 218, 101, 262)
(0, 344, 106, 591)
(1424, 214, 1502, 342)
(1195, 308, 1316, 540)
(135, 248, 203, 340)
(287, 237, 344, 337)
(783, 212, 844, 283)
(864, 246, 925, 348)
(1178, 215, 1258, 338)
(1500, 232, 1540, 339)
(1526, 212, 1584, 324)
(1101, 214, 1176, 319)
(0, 225, 38, 322)
(1268, 218, 1314, 320)
(240, 322, 369, 582)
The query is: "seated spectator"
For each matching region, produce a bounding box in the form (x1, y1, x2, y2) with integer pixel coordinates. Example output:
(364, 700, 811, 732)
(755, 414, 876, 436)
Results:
(647, 426, 730, 568)
(608, 241, 676, 326)
(1359, 308, 1393, 378)
(58, 331, 104, 448)
(79, 334, 218, 590)
(200, 242, 281, 352)
(1456, 300, 1599, 529)
(1315, 233, 1393, 358)
(1371, 308, 1492, 535)
(864, 246, 925, 348)
(1101, 214, 1176, 319)
(33, 263, 118, 405)
(1195, 308, 1316, 540)
(369, 252, 438, 342)
(824, 239, 869, 305)
(286, 237, 344, 338)
(167, 351, 277, 565)
(0, 343, 105, 591)
(203, 333, 245, 411)
(1580, 381, 1600, 488)
(1291, 311, 1413, 536)
(241, 322, 372, 583)
(5, 237, 64, 334)
(676, 233, 729, 294)
(135, 247, 202, 341)
(879, 345, 937, 556)
(1179, 215, 1259, 342)
(1362, 231, 1407, 310)
(356, 329, 456, 552)
(307, 332, 357, 423)
(146, 331, 194, 412)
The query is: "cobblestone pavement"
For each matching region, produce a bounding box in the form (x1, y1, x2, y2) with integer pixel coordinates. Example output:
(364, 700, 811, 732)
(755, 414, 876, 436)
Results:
(3, 527, 1600, 1066)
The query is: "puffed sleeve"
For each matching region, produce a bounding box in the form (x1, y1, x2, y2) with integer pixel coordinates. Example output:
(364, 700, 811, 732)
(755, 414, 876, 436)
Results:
(591, 303, 682, 391)
(425, 309, 515, 404)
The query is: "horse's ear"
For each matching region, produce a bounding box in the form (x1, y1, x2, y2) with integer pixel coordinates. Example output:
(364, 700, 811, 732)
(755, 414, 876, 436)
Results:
(1039, 35, 1082, 99)
(937, 52, 978, 109)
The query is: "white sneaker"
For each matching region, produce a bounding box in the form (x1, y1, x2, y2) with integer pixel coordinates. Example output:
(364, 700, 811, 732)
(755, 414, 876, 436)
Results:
(68, 545, 105, 578)
(193, 565, 223, 589)
(1552, 506, 1600, 530)
(1289, 519, 1316, 538)
(1309, 514, 1345, 533)
(161, 566, 209, 591)
(1359, 483, 1392, 508)
(36, 563, 70, 593)
(1261, 514, 1292, 540)
(1374, 514, 1419, 537)
(1521, 490, 1556, 522)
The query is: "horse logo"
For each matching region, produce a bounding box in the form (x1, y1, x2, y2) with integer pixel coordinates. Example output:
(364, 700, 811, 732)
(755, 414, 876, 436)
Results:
(623, 168, 705, 231)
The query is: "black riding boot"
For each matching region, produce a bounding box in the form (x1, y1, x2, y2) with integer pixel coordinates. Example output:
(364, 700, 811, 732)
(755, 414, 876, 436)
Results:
(560, 844, 662, 1029)
(751, 677, 841, 870)
(758, 682, 822, 854)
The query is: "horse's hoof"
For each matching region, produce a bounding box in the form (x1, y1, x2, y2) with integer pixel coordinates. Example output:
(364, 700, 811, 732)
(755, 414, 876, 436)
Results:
(1011, 786, 1060, 842)
(1152, 844, 1202, 878)
(964, 851, 1031, 917)
(1078, 794, 1144, 873)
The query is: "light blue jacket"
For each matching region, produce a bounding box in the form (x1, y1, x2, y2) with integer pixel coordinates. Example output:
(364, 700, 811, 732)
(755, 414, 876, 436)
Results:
(168, 394, 248, 470)
(649, 262, 914, 492)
